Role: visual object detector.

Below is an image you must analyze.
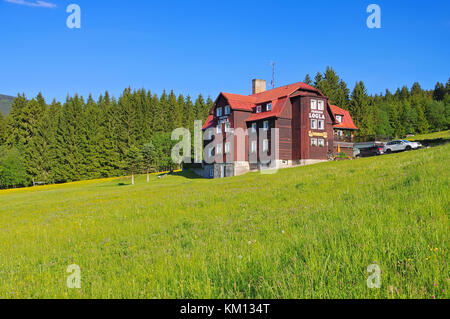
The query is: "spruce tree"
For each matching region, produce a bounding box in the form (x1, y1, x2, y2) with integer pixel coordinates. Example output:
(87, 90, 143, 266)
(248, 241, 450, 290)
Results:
(303, 74, 312, 85)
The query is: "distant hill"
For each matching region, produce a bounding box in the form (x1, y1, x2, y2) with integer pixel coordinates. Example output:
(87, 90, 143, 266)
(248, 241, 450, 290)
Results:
(0, 94, 14, 115)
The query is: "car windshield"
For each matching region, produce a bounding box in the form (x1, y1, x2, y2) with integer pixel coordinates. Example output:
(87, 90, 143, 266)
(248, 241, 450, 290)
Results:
(402, 140, 410, 143)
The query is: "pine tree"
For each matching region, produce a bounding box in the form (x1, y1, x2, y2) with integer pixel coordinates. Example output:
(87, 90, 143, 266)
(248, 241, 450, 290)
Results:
(303, 74, 312, 85)
(6, 93, 28, 146)
(433, 82, 446, 101)
(125, 145, 142, 185)
(141, 142, 157, 182)
(349, 81, 374, 136)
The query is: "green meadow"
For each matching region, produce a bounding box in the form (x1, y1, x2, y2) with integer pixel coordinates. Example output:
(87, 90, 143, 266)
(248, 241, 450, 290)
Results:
(0, 143, 448, 299)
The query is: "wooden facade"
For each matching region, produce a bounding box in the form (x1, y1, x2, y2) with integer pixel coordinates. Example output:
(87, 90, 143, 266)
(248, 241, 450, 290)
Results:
(200, 81, 358, 178)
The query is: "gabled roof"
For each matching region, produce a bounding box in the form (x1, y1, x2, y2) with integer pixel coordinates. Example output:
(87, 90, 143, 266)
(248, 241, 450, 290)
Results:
(330, 105, 358, 130)
(246, 97, 288, 122)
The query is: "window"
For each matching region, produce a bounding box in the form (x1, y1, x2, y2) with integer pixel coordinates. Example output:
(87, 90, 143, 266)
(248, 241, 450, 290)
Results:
(263, 139, 269, 152)
(216, 125, 221, 134)
(224, 105, 231, 115)
(205, 130, 212, 140)
(256, 105, 262, 113)
(318, 139, 325, 147)
(311, 138, 318, 147)
(209, 169, 214, 178)
(266, 103, 272, 111)
(216, 107, 223, 117)
(318, 100, 324, 111)
(336, 115, 343, 123)
(251, 123, 257, 133)
(225, 122, 231, 133)
(216, 143, 223, 155)
(311, 99, 317, 110)
(318, 120, 324, 130)
(250, 140, 257, 153)
(225, 142, 231, 154)
(263, 121, 269, 131)
(311, 119, 317, 129)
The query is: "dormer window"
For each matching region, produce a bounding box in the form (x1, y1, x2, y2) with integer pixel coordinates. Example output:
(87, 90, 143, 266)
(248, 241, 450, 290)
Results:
(224, 105, 231, 115)
(256, 105, 262, 113)
(318, 100, 324, 111)
(266, 103, 272, 111)
(216, 107, 223, 117)
(336, 115, 343, 123)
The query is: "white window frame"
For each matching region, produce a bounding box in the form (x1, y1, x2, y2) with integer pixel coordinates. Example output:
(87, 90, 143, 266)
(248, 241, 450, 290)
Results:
(216, 107, 223, 117)
(336, 115, 343, 123)
(266, 103, 272, 111)
(250, 140, 257, 153)
(263, 139, 269, 152)
(216, 124, 221, 134)
(318, 139, 325, 147)
(224, 105, 231, 115)
(216, 143, 223, 155)
(311, 138, 318, 147)
(311, 99, 317, 110)
(263, 120, 269, 131)
(318, 119, 324, 130)
(225, 122, 231, 133)
(311, 119, 317, 130)
(318, 100, 324, 111)
(256, 105, 262, 113)
(225, 142, 231, 154)
(251, 123, 257, 133)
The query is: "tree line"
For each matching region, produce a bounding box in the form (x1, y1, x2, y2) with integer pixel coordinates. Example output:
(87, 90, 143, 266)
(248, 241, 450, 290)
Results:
(304, 67, 450, 139)
(0, 89, 213, 188)
(0, 68, 449, 188)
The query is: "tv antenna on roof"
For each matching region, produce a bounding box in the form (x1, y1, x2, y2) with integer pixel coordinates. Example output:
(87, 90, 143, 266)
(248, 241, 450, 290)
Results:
(271, 61, 276, 89)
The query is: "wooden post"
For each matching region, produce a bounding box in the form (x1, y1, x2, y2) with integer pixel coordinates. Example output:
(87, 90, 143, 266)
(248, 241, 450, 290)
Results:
(131, 173, 135, 185)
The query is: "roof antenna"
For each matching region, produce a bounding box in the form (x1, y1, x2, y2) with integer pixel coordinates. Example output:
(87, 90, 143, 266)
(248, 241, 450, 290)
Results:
(271, 61, 276, 89)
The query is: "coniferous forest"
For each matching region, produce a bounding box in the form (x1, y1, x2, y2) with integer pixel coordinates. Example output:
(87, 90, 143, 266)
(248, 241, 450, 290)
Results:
(0, 67, 449, 189)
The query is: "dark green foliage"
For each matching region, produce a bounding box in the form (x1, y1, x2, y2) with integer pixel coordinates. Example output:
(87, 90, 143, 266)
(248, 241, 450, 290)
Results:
(0, 147, 28, 188)
(0, 89, 211, 189)
(311, 67, 450, 139)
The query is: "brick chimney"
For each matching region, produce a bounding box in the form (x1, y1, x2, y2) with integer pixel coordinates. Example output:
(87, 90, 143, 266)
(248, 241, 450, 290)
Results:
(252, 79, 266, 94)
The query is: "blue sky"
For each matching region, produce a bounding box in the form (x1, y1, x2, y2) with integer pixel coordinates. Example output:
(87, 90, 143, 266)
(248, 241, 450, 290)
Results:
(1, 0, 449, 102)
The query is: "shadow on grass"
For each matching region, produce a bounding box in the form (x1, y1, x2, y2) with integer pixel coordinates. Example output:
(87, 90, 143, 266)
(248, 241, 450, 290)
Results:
(168, 169, 203, 180)
(416, 137, 450, 148)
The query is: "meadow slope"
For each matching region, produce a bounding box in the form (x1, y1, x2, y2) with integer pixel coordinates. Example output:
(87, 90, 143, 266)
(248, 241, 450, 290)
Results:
(0, 144, 448, 299)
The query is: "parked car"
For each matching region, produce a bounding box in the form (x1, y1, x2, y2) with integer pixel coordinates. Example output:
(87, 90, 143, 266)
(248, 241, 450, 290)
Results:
(354, 142, 385, 157)
(383, 140, 422, 153)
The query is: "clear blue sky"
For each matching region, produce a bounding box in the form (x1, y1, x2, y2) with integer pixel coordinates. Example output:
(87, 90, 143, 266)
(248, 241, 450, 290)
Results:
(1, 0, 449, 102)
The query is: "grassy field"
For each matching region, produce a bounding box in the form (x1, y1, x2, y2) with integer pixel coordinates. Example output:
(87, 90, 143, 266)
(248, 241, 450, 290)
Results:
(408, 130, 449, 141)
(0, 144, 448, 299)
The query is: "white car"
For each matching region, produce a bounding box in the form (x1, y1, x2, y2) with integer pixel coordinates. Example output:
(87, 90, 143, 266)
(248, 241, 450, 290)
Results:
(383, 140, 422, 153)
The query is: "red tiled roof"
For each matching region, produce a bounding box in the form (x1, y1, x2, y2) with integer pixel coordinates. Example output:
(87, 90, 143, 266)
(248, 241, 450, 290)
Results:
(246, 97, 288, 122)
(202, 114, 214, 130)
(330, 105, 358, 130)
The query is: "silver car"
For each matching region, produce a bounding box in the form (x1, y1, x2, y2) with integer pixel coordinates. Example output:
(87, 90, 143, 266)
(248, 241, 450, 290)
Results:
(383, 140, 422, 153)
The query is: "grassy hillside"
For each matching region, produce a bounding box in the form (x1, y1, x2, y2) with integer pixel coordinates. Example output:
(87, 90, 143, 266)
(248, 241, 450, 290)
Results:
(0, 144, 448, 299)
(0, 94, 14, 115)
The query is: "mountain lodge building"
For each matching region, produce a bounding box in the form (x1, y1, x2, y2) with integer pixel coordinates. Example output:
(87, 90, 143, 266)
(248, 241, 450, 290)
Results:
(200, 79, 358, 178)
